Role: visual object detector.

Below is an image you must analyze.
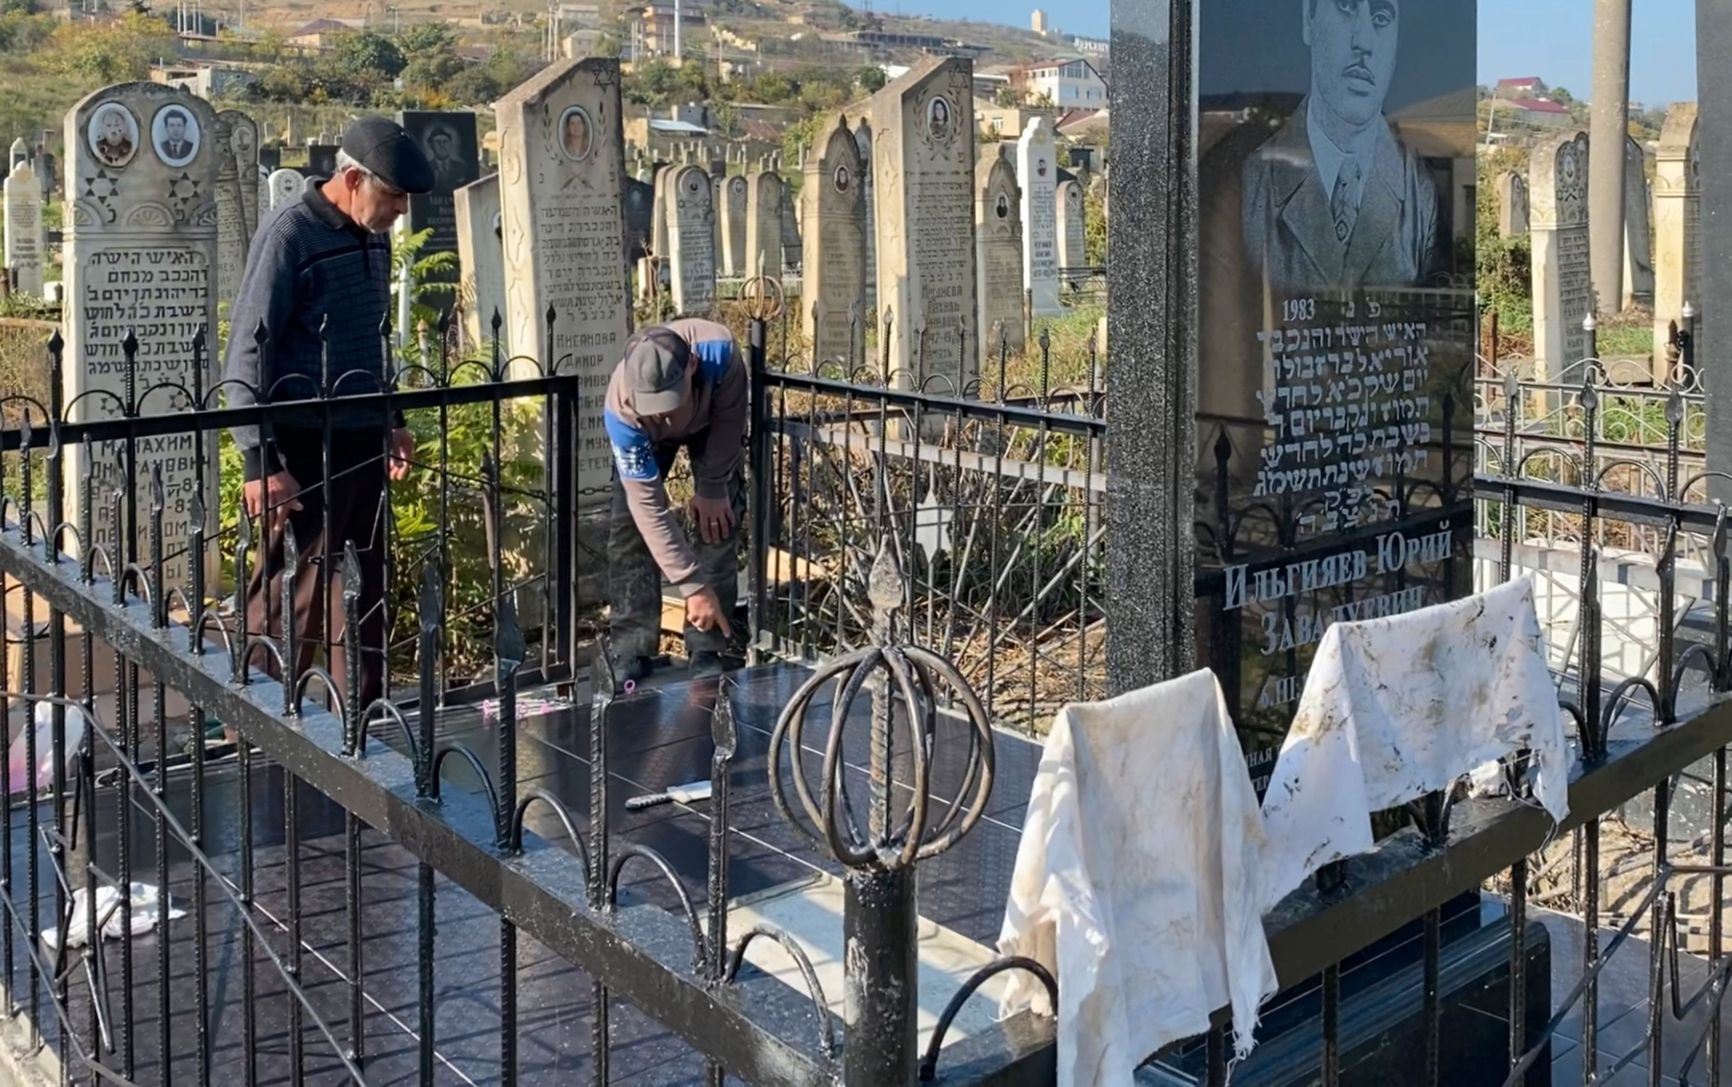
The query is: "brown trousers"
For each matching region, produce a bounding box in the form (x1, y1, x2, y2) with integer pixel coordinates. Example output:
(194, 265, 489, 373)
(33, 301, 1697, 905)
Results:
(243, 429, 389, 711)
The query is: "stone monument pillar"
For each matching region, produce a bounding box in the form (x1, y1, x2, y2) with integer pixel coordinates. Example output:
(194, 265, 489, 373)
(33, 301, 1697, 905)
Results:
(975, 145, 1024, 365)
(1531, 131, 1593, 383)
(1497, 171, 1529, 236)
(1056, 177, 1085, 272)
(63, 82, 221, 586)
(454, 172, 504, 350)
(218, 109, 260, 239)
(3, 160, 45, 296)
(212, 116, 249, 313)
(665, 163, 716, 314)
(868, 57, 979, 392)
(1017, 116, 1062, 318)
(1589, 0, 1633, 312)
(1621, 135, 1654, 308)
(801, 114, 866, 371)
(7, 137, 25, 173)
(1653, 102, 1699, 378)
(855, 119, 876, 312)
(745, 169, 784, 280)
(720, 174, 747, 276)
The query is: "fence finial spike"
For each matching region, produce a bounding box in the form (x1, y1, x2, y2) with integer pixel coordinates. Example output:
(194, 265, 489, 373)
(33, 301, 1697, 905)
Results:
(342, 540, 363, 609)
(867, 542, 902, 618)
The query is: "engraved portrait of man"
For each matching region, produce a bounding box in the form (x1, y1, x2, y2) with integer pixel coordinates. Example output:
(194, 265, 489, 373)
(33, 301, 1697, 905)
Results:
(1240, 0, 1439, 292)
(423, 124, 464, 189)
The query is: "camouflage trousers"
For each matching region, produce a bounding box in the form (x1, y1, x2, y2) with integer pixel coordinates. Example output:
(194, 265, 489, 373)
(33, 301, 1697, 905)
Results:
(607, 444, 744, 662)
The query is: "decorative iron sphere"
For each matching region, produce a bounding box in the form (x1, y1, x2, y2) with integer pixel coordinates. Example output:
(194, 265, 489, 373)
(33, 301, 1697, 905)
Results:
(741, 274, 785, 323)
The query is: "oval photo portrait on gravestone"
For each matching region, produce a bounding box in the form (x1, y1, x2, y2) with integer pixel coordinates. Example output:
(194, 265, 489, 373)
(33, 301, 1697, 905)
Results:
(152, 105, 200, 168)
(926, 95, 953, 144)
(87, 102, 138, 169)
(559, 105, 593, 162)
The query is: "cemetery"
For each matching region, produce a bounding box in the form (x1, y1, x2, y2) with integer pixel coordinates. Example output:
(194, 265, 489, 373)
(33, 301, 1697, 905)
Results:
(0, 0, 1725, 1085)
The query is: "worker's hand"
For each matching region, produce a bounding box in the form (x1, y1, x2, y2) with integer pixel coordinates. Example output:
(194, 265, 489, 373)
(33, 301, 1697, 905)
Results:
(686, 494, 736, 544)
(685, 587, 733, 638)
(388, 427, 415, 481)
(243, 470, 302, 518)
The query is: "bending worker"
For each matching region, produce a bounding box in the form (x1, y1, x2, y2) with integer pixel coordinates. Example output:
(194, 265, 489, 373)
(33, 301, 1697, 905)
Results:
(605, 318, 747, 682)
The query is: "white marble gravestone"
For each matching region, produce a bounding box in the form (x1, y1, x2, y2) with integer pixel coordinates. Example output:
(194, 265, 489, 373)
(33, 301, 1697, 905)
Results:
(1531, 131, 1593, 383)
(802, 114, 866, 370)
(3, 161, 45, 296)
(455, 172, 505, 351)
(976, 145, 1024, 361)
(267, 168, 303, 210)
(1056, 178, 1085, 272)
(1016, 116, 1061, 318)
(869, 57, 979, 392)
(666, 164, 716, 314)
(64, 82, 221, 588)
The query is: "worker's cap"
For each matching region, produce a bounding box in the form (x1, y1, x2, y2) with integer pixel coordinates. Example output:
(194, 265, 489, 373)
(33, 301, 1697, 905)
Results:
(622, 328, 692, 415)
(339, 117, 434, 195)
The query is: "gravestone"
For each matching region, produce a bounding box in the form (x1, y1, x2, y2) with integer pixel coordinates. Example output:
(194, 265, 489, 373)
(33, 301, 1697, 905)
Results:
(257, 146, 281, 173)
(1531, 131, 1593, 383)
(3, 160, 45, 296)
(399, 110, 481, 295)
(7, 137, 25, 173)
(801, 114, 866, 370)
(1187, 0, 1475, 772)
(212, 115, 249, 313)
(1621, 135, 1655, 308)
(710, 173, 723, 273)
(780, 180, 803, 271)
(855, 120, 876, 311)
(1017, 116, 1062, 317)
(63, 82, 221, 588)
(652, 163, 670, 260)
(719, 174, 748, 275)
(1496, 171, 1529, 236)
(624, 175, 654, 265)
(868, 57, 979, 391)
(495, 56, 629, 495)
(1653, 102, 1700, 378)
(267, 167, 303, 209)
(665, 163, 716, 314)
(975, 145, 1024, 361)
(218, 109, 259, 238)
(307, 143, 338, 178)
(1056, 178, 1085, 271)
(745, 170, 784, 279)
(35, 149, 55, 204)
(454, 172, 504, 350)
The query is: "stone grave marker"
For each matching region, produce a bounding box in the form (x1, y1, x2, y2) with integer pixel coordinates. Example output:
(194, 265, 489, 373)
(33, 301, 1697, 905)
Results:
(720, 174, 748, 276)
(495, 56, 629, 493)
(1056, 177, 1085, 272)
(7, 137, 25, 173)
(1654, 102, 1700, 376)
(1017, 116, 1062, 318)
(212, 115, 248, 313)
(257, 146, 281, 173)
(400, 110, 481, 294)
(219, 109, 259, 238)
(3, 160, 45, 296)
(868, 57, 979, 391)
(855, 119, 876, 311)
(454, 172, 504, 350)
(1531, 131, 1593, 382)
(666, 164, 716, 314)
(63, 82, 221, 588)
(307, 143, 337, 178)
(624, 175, 654, 265)
(780, 178, 803, 271)
(267, 167, 304, 209)
(1497, 170, 1529, 236)
(652, 163, 671, 262)
(801, 114, 866, 370)
(745, 170, 784, 279)
(975, 144, 1024, 361)
(1622, 134, 1655, 308)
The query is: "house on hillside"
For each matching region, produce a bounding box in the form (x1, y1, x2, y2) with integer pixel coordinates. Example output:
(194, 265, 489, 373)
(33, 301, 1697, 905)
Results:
(150, 62, 259, 99)
(1011, 58, 1106, 109)
(1494, 76, 1548, 99)
(288, 18, 364, 51)
(1494, 96, 1573, 130)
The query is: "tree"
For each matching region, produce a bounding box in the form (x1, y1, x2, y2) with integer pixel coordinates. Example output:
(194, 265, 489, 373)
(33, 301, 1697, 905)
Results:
(395, 20, 457, 59)
(334, 30, 407, 82)
(1549, 86, 1573, 105)
(856, 65, 885, 92)
(46, 12, 173, 83)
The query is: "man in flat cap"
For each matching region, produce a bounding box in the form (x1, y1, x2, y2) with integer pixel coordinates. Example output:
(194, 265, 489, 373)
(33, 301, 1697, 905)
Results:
(223, 116, 434, 717)
(605, 318, 747, 682)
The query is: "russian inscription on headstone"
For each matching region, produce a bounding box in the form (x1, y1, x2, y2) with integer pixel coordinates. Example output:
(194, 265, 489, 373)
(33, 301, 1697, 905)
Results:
(975, 145, 1024, 361)
(63, 82, 221, 588)
(1192, 0, 1475, 780)
(1496, 170, 1529, 236)
(1530, 131, 1593, 383)
(1653, 102, 1699, 377)
(665, 163, 716, 314)
(399, 110, 480, 293)
(1621, 135, 1654, 308)
(1017, 116, 1062, 317)
(3, 160, 45, 296)
(745, 169, 784, 279)
(1056, 177, 1085, 272)
(454, 172, 504, 350)
(868, 57, 979, 392)
(495, 57, 629, 495)
(719, 173, 747, 276)
(801, 114, 866, 370)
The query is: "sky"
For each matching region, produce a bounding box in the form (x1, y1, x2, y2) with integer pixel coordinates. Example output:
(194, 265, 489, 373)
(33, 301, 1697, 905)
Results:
(855, 0, 1699, 107)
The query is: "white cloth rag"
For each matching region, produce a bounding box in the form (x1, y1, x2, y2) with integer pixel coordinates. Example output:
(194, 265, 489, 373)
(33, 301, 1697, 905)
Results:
(1259, 577, 1569, 910)
(42, 882, 184, 951)
(998, 668, 1279, 1087)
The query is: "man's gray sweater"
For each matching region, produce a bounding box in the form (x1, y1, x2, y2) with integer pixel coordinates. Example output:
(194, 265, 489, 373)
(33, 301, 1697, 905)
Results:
(223, 183, 398, 480)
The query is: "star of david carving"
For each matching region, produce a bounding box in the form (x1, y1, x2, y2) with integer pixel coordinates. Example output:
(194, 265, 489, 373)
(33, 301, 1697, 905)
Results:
(83, 169, 120, 223)
(168, 172, 200, 220)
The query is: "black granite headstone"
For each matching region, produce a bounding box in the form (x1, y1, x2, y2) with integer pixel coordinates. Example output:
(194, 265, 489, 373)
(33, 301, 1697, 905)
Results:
(624, 177, 654, 265)
(258, 146, 281, 172)
(1193, 0, 1476, 788)
(398, 111, 480, 290)
(307, 143, 338, 179)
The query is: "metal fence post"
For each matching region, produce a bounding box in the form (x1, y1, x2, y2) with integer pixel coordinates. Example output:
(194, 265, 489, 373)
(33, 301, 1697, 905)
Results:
(746, 299, 773, 665)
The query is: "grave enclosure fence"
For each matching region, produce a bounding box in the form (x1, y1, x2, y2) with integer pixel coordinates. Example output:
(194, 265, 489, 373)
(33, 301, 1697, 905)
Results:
(0, 305, 1724, 1086)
